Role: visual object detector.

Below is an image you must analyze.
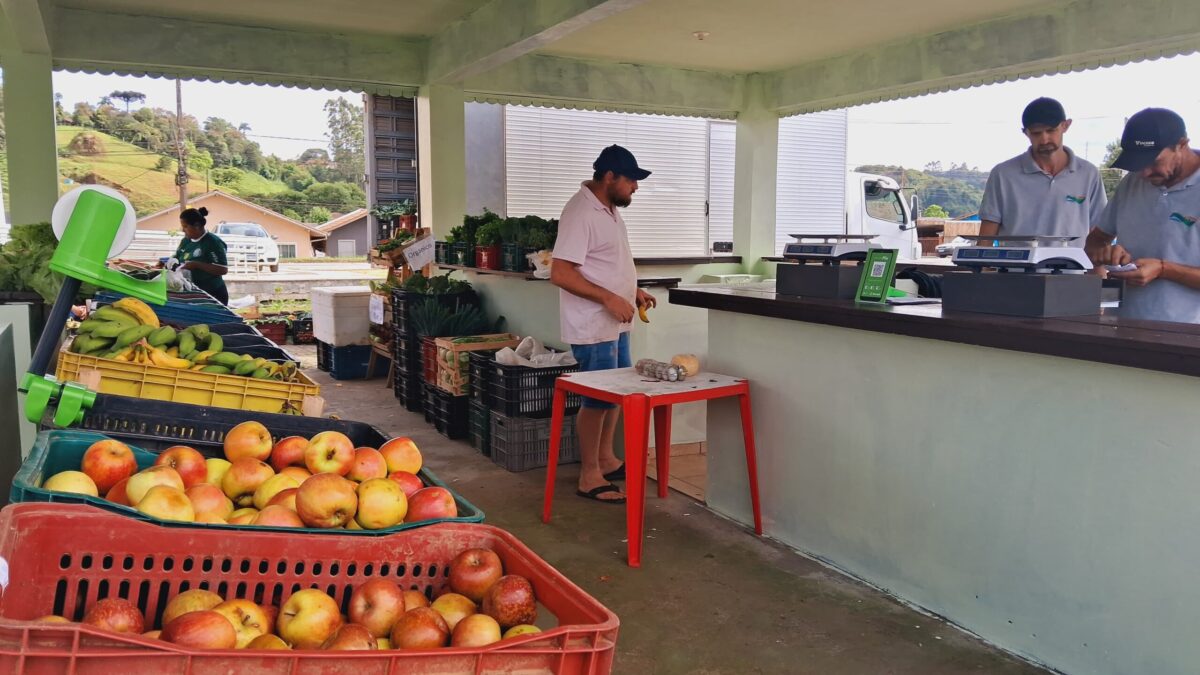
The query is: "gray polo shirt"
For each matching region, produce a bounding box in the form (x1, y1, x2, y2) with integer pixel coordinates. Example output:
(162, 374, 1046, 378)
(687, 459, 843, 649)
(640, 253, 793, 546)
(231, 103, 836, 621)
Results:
(979, 147, 1107, 242)
(1095, 158, 1200, 324)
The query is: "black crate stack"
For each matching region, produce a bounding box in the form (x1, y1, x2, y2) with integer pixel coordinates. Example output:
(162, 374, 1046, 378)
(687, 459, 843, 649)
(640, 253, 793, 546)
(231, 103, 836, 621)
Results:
(392, 288, 483, 430)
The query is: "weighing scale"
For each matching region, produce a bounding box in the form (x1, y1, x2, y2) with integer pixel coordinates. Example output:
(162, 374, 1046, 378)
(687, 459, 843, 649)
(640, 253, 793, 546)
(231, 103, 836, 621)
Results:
(942, 235, 1100, 317)
(18, 186, 167, 426)
(777, 234, 880, 299)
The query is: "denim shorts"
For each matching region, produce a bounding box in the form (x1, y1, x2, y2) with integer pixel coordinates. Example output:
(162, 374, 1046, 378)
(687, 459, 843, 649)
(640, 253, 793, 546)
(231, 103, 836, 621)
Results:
(570, 332, 631, 409)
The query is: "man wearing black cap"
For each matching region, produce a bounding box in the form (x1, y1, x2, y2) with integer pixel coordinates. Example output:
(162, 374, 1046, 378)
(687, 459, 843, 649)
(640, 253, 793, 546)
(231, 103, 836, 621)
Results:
(550, 144, 656, 504)
(1086, 108, 1200, 324)
(978, 97, 1107, 243)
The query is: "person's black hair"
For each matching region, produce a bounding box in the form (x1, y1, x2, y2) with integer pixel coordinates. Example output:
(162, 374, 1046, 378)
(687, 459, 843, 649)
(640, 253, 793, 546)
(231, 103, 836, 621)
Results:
(181, 206, 208, 228)
(592, 169, 610, 181)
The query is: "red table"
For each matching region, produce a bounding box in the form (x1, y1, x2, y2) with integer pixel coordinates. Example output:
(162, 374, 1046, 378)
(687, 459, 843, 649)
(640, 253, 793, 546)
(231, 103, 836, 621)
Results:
(542, 368, 763, 567)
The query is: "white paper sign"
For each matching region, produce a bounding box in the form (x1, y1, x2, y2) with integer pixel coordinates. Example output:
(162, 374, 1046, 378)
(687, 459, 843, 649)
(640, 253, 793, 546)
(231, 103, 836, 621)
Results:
(369, 294, 384, 324)
(404, 236, 435, 270)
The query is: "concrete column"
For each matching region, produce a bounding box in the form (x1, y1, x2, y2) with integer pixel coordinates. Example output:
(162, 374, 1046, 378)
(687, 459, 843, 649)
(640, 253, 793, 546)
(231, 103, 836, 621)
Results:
(732, 74, 779, 276)
(416, 84, 466, 239)
(1, 48, 59, 224)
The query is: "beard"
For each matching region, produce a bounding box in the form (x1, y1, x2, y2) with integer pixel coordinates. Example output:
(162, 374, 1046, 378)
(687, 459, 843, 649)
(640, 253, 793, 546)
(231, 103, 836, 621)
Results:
(1034, 142, 1059, 156)
(612, 195, 631, 208)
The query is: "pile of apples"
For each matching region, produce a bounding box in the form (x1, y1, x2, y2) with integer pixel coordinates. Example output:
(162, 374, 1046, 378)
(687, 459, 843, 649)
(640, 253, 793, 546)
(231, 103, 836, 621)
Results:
(41, 421, 458, 529)
(36, 547, 542, 651)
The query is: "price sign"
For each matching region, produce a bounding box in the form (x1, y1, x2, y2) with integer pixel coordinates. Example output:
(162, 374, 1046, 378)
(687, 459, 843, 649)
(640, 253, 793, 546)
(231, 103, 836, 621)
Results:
(368, 294, 384, 324)
(403, 236, 435, 270)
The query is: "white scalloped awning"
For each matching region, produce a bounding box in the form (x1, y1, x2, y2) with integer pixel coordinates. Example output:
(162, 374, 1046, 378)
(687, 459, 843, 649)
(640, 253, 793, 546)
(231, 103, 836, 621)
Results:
(465, 92, 737, 120)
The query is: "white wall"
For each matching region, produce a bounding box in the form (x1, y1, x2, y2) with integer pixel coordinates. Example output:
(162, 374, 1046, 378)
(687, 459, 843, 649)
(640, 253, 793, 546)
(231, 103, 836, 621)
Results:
(775, 110, 849, 254)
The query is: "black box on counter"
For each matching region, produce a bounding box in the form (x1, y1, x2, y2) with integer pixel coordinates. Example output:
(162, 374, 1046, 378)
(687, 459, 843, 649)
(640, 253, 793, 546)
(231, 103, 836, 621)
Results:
(941, 271, 1101, 318)
(776, 263, 863, 300)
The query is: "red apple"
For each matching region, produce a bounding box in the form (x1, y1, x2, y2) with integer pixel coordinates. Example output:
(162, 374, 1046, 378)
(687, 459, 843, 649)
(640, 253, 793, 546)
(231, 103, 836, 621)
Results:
(430, 592, 476, 631)
(277, 589, 343, 649)
(269, 435, 309, 471)
(355, 478, 406, 530)
(82, 598, 144, 634)
(186, 483, 234, 520)
(125, 466, 184, 505)
(247, 633, 290, 649)
(43, 470, 98, 497)
(347, 447, 388, 482)
(154, 445, 207, 488)
(105, 477, 131, 506)
(221, 457, 275, 508)
(80, 439, 136, 494)
(502, 624, 542, 640)
(295, 473, 357, 528)
(482, 575, 537, 629)
(212, 599, 270, 648)
(279, 466, 312, 485)
(304, 431, 355, 476)
(252, 473, 299, 510)
(387, 471, 424, 498)
(162, 589, 223, 627)
(228, 507, 258, 524)
(162, 610, 237, 649)
(402, 590, 429, 611)
(405, 487, 457, 523)
(137, 485, 195, 522)
(266, 487, 298, 511)
(451, 613, 501, 648)
(252, 505, 305, 528)
(389, 607, 448, 649)
(448, 548, 503, 603)
(261, 604, 280, 629)
(379, 437, 422, 474)
(224, 420, 273, 462)
(142, 629, 162, 639)
(348, 579, 406, 638)
(321, 622, 377, 650)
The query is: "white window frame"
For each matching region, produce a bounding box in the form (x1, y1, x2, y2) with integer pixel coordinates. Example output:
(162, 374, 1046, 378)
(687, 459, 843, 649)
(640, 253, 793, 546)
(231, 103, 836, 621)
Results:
(335, 239, 356, 258)
(277, 243, 298, 259)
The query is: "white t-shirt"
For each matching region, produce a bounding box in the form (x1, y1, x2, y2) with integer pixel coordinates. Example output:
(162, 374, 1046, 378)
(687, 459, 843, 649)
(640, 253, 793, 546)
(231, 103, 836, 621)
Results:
(553, 183, 638, 345)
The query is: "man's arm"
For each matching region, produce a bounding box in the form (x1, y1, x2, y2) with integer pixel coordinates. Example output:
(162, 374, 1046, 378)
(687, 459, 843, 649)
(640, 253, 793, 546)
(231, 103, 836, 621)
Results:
(550, 259, 634, 323)
(1161, 261, 1200, 290)
(1084, 227, 1131, 266)
(977, 220, 1000, 240)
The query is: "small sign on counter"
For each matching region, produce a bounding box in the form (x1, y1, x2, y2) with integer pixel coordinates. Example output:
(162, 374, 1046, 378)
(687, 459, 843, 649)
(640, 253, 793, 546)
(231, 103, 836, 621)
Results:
(404, 236, 435, 270)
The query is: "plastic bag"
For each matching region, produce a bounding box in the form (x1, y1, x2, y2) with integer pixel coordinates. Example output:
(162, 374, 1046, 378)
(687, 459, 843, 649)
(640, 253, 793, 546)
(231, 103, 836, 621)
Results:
(494, 336, 577, 368)
(164, 258, 198, 292)
(527, 250, 552, 280)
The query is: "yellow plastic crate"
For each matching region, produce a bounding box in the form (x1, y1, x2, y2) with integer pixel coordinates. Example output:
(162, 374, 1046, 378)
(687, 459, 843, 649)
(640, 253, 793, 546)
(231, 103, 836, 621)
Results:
(56, 351, 321, 414)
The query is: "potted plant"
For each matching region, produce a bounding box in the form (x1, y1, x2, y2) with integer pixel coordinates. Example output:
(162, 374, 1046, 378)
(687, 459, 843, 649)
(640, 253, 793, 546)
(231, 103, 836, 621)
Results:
(396, 199, 417, 231)
(370, 202, 400, 228)
(446, 226, 471, 266)
(498, 217, 523, 272)
(475, 221, 503, 270)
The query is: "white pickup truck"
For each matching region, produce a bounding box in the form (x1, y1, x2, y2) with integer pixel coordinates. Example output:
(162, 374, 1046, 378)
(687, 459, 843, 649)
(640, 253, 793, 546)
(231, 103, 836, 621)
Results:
(214, 222, 281, 272)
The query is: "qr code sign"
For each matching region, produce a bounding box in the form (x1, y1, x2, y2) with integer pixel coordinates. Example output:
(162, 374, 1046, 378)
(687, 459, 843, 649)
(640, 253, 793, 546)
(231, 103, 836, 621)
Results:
(871, 261, 887, 277)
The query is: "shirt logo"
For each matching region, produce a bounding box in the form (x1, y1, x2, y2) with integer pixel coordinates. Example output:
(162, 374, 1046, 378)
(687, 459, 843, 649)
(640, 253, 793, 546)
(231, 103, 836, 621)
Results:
(1168, 212, 1197, 227)
(193, 248, 202, 256)
(1065, 195, 1086, 205)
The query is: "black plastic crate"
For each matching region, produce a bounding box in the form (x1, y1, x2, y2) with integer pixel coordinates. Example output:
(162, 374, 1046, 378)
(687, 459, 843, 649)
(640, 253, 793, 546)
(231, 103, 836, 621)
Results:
(392, 335, 421, 377)
(469, 399, 491, 456)
(488, 362, 581, 418)
(316, 340, 331, 372)
(390, 289, 480, 339)
(489, 411, 580, 472)
(316, 341, 376, 380)
(468, 350, 499, 405)
(393, 373, 424, 413)
(290, 316, 315, 344)
(423, 384, 469, 439)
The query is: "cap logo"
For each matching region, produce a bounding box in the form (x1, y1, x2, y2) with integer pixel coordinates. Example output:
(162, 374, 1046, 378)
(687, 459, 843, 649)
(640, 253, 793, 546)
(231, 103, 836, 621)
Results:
(1134, 140, 1156, 147)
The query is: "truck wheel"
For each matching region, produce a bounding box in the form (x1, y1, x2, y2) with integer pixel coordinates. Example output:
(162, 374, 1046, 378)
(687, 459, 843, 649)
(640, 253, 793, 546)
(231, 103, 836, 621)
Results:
(270, 264, 279, 273)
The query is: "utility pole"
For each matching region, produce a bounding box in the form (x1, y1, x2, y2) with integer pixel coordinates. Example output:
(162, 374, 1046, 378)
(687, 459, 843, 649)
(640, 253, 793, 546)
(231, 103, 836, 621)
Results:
(174, 79, 188, 212)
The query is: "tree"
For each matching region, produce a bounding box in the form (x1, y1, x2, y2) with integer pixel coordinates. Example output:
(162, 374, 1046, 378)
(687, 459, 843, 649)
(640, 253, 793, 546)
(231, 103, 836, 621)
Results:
(307, 206, 332, 224)
(71, 102, 96, 128)
(922, 204, 950, 219)
(1101, 138, 1122, 169)
(324, 98, 365, 185)
(1100, 138, 1125, 200)
(923, 160, 943, 172)
(109, 90, 146, 112)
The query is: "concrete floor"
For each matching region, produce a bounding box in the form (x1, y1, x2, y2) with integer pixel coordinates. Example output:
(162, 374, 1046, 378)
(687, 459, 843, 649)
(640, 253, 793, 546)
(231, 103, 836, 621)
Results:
(305, 357, 1045, 675)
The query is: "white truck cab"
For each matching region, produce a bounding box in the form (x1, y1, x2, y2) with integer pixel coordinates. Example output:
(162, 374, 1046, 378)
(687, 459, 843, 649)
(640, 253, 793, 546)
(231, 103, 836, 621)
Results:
(846, 172, 921, 261)
(214, 222, 281, 272)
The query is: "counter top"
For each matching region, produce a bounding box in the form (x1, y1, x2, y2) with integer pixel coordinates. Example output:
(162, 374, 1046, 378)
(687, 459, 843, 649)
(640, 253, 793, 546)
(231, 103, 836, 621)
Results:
(669, 285, 1200, 378)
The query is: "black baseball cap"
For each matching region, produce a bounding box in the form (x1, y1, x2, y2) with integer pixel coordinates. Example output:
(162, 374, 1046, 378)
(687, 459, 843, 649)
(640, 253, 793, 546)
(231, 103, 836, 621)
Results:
(1112, 108, 1188, 172)
(1022, 97, 1066, 129)
(593, 145, 651, 181)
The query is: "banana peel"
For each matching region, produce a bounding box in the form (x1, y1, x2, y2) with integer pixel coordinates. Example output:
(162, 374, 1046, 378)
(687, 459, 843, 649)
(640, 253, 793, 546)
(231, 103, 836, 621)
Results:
(638, 304, 650, 323)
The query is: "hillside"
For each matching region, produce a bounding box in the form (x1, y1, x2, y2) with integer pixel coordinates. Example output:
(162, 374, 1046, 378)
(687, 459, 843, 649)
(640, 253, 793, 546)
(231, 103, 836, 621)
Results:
(856, 164, 987, 219)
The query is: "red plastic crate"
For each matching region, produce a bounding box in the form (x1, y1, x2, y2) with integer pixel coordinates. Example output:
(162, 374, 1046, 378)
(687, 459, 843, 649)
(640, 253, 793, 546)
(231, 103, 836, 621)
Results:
(422, 336, 438, 386)
(0, 504, 618, 674)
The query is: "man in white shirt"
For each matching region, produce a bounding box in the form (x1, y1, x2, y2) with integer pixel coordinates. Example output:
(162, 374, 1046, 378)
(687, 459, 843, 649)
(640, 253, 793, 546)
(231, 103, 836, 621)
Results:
(551, 145, 657, 504)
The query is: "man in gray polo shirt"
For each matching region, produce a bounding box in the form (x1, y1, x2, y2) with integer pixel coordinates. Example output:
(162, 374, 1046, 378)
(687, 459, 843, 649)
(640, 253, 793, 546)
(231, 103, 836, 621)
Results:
(978, 97, 1107, 243)
(1087, 108, 1200, 324)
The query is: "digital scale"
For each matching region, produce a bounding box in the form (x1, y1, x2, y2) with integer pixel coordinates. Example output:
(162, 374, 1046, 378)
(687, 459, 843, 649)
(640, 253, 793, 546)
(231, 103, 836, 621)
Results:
(781, 234, 880, 263)
(777, 234, 881, 299)
(942, 235, 1101, 317)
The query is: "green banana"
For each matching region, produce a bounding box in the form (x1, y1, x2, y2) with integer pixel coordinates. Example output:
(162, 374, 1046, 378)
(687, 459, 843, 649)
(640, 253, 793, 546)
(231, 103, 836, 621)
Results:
(251, 367, 271, 379)
(76, 320, 102, 334)
(200, 365, 232, 374)
(189, 324, 211, 342)
(177, 331, 196, 357)
(73, 335, 115, 354)
(148, 326, 177, 347)
(233, 359, 260, 376)
(92, 306, 140, 327)
(208, 351, 243, 368)
(205, 332, 223, 354)
(91, 321, 133, 338)
(114, 324, 156, 349)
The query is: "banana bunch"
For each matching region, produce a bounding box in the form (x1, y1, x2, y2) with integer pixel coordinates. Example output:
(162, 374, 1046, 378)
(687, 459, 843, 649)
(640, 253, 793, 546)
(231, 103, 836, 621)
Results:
(71, 297, 163, 356)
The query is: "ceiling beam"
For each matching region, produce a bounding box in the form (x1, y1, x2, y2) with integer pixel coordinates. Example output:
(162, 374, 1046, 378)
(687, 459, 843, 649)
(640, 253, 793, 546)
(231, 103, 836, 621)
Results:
(427, 0, 649, 84)
(0, 0, 51, 54)
(767, 0, 1200, 115)
(50, 7, 425, 91)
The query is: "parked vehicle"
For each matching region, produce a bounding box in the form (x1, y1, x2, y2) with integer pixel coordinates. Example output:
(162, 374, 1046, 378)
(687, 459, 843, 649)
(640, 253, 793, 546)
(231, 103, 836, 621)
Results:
(846, 172, 922, 261)
(215, 222, 281, 272)
(937, 236, 973, 258)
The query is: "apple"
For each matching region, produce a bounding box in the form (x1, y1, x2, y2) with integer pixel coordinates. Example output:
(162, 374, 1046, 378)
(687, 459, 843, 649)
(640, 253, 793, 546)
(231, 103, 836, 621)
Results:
(321, 623, 377, 650)
(405, 487, 457, 523)
(451, 613, 501, 648)
(503, 624, 541, 639)
(80, 439, 136, 494)
(252, 473, 299, 510)
(142, 629, 162, 639)
(261, 604, 279, 628)
(195, 513, 226, 524)
(430, 592, 476, 631)
(212, 599, 271, 648)
(252, 505, 305, 528)
(345, 518, 363, 530)
(247, 633, 290, 649)
(348, 579, 406, 638)
(379, 437, 422, 474)
(482, 575, 537, 629)
(389, 607, 448, 649)
(82, 598, 144, 634)
(221, 457, 275, 508)
(448, 548, 503, 603)
(347, 447, 388, 482)
(295, 473, 357, 528)
(162, 589, 223, 627)
(186, 483, 234, 520)
(154, 445, 207, 488)
(279, 466, 312, 485)
(304, 431, 355, 476)
(277, 589, 343, 649)
(125, 466, 184, 505)
(36, 615, 71, 623)
(224, 420, 272, 462)
(162, 610, 237, 649)
(269, 435, 309, 471)
(228, 508, 259, 525)
(137, 485, 195, 522)
(402, 590, 430, 611)
(43, 470, 99, 497)
(266, 487, 298, 511)
(386, 471, 424, 499)
(354, 478, 406, 530)
(105, 478, 131, 506)
(204, 458, 232, 487)
(376, 637, 392, 649)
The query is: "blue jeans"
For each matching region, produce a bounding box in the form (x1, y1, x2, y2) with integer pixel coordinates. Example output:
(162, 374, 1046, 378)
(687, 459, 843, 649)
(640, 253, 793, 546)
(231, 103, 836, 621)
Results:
(570, 332, 631, 409)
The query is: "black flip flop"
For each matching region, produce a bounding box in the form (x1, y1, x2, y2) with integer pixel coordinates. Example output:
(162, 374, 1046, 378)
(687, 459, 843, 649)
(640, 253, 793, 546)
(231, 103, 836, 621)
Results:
(576, 483, 626, 504)
(603, 463, 625, 481)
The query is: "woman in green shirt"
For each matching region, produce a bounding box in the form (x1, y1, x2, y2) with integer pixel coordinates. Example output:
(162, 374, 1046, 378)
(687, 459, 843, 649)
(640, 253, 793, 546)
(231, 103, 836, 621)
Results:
(174, 207, 230, 304)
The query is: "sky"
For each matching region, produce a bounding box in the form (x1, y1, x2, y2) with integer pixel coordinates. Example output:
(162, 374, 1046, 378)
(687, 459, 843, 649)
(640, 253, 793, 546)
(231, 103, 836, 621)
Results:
(52, 71, 360, 160)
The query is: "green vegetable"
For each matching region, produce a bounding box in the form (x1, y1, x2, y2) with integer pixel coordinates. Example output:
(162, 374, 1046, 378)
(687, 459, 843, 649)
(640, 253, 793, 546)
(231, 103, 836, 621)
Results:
(0, 222, 99, 303)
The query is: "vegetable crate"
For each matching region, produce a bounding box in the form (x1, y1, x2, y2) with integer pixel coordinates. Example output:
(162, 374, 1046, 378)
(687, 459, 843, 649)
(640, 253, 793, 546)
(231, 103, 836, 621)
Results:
(490, 411, 580, 472)
(290, 316, 315, 344)
(392, 369, 424, 413)
(12, 428, 482, 536)
(390, 289, 479, 339)
(421, 337, 438, 385)
(434, 240, 448, 264)
(392, 334, 421, 376)
(0, 504, 619, 675)
(56, 351, 319, 415)
(488, 362, 582, 419)
(95, 292, 240, 325)
(435, 334, 520, 396)
(252, 319, 288, 345)
(469, 399, 491, 456)
(424, 383, 469, 440)
(469, 350, 497, 405)
(316, 341, 375, 380)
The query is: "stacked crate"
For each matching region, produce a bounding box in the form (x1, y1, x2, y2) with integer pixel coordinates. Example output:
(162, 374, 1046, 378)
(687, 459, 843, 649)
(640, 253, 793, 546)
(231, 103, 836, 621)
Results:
(390, 288, 481, 417)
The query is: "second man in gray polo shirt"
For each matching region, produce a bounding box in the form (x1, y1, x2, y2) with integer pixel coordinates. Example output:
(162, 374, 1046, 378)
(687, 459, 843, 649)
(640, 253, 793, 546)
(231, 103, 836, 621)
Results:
(978, 97, 1107, 243)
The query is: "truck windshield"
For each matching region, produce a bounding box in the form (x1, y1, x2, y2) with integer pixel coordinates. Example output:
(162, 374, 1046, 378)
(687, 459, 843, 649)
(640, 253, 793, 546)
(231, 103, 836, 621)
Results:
(864, 187, 906, 225)
(220, 224, 267, 237)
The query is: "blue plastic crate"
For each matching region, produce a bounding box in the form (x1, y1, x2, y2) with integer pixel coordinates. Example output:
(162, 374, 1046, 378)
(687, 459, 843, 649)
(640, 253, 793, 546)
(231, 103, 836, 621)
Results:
(317, 341, 378, 380)
(95, 292, 241, 326)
